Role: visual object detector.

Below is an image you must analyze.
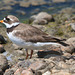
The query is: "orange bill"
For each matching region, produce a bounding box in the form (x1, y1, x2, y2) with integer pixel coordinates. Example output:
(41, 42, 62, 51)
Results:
(0, 20, 4, 23)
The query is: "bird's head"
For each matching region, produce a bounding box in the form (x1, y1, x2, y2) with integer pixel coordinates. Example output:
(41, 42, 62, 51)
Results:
(0, 15, 20, 28)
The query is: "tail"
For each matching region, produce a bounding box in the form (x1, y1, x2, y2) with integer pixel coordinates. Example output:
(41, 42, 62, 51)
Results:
(53, 38, 69, 46)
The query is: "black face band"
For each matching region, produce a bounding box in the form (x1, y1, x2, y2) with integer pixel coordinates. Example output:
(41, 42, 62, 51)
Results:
(5, 16, 10, 21)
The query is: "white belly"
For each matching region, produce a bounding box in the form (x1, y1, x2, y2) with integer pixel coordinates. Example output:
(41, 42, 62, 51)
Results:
(7, 31, 60, 49)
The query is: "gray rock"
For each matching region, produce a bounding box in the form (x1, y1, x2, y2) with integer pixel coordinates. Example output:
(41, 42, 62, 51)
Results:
(29, 61, 47, 71)
(61, 37, 75, 53)
(33, 19, 48, 25)
(29, 12, 55, 25)
(29, 15, 37, 24)
(36, 12, 54, 22)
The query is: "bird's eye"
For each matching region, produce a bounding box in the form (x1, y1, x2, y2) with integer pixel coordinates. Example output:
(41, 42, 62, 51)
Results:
(6, 18, 10, 21)
(5, 16, 10, 21)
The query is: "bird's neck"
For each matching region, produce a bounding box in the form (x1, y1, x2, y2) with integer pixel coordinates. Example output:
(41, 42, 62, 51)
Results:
(3, 22, 20, 28)
(7, 23, 19, 33)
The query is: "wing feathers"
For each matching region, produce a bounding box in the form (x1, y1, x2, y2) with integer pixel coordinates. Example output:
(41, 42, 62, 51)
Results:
(14, 23, 68, 46)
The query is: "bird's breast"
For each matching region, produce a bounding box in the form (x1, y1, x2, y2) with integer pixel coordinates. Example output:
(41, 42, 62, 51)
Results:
(6, 31, 26, 46)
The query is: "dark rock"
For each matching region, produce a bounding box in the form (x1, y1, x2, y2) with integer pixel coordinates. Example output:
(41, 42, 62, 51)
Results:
(37, 45, 62, 58)
(0, 34, 6, 44)
(0, 69, 3, 75)
(0, 44, 5, 53)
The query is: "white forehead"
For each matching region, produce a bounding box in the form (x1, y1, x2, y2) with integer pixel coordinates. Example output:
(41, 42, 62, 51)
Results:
(3, 18, 6, 20)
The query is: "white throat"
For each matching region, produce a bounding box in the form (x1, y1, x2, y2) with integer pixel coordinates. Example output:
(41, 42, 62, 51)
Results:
(3, 22, 20, 28)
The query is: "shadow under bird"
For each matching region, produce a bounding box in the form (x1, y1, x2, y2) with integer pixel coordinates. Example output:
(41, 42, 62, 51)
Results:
(0, 15, 68, 59)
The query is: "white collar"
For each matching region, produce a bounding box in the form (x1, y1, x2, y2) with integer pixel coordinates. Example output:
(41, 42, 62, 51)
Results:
(3, 22, 20, 28)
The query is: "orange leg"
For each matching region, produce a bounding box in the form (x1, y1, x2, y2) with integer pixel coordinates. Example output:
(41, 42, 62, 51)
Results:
(30, 50, 33, 59)
(25, 49, 29, 59)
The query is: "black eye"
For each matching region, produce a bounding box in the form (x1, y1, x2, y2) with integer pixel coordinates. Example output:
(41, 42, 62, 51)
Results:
(5, 16, 10, 21)
(6, 18, 10, 21)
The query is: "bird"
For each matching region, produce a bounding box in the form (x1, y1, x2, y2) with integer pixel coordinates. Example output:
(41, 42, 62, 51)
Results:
(0, 15, 68, 59)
